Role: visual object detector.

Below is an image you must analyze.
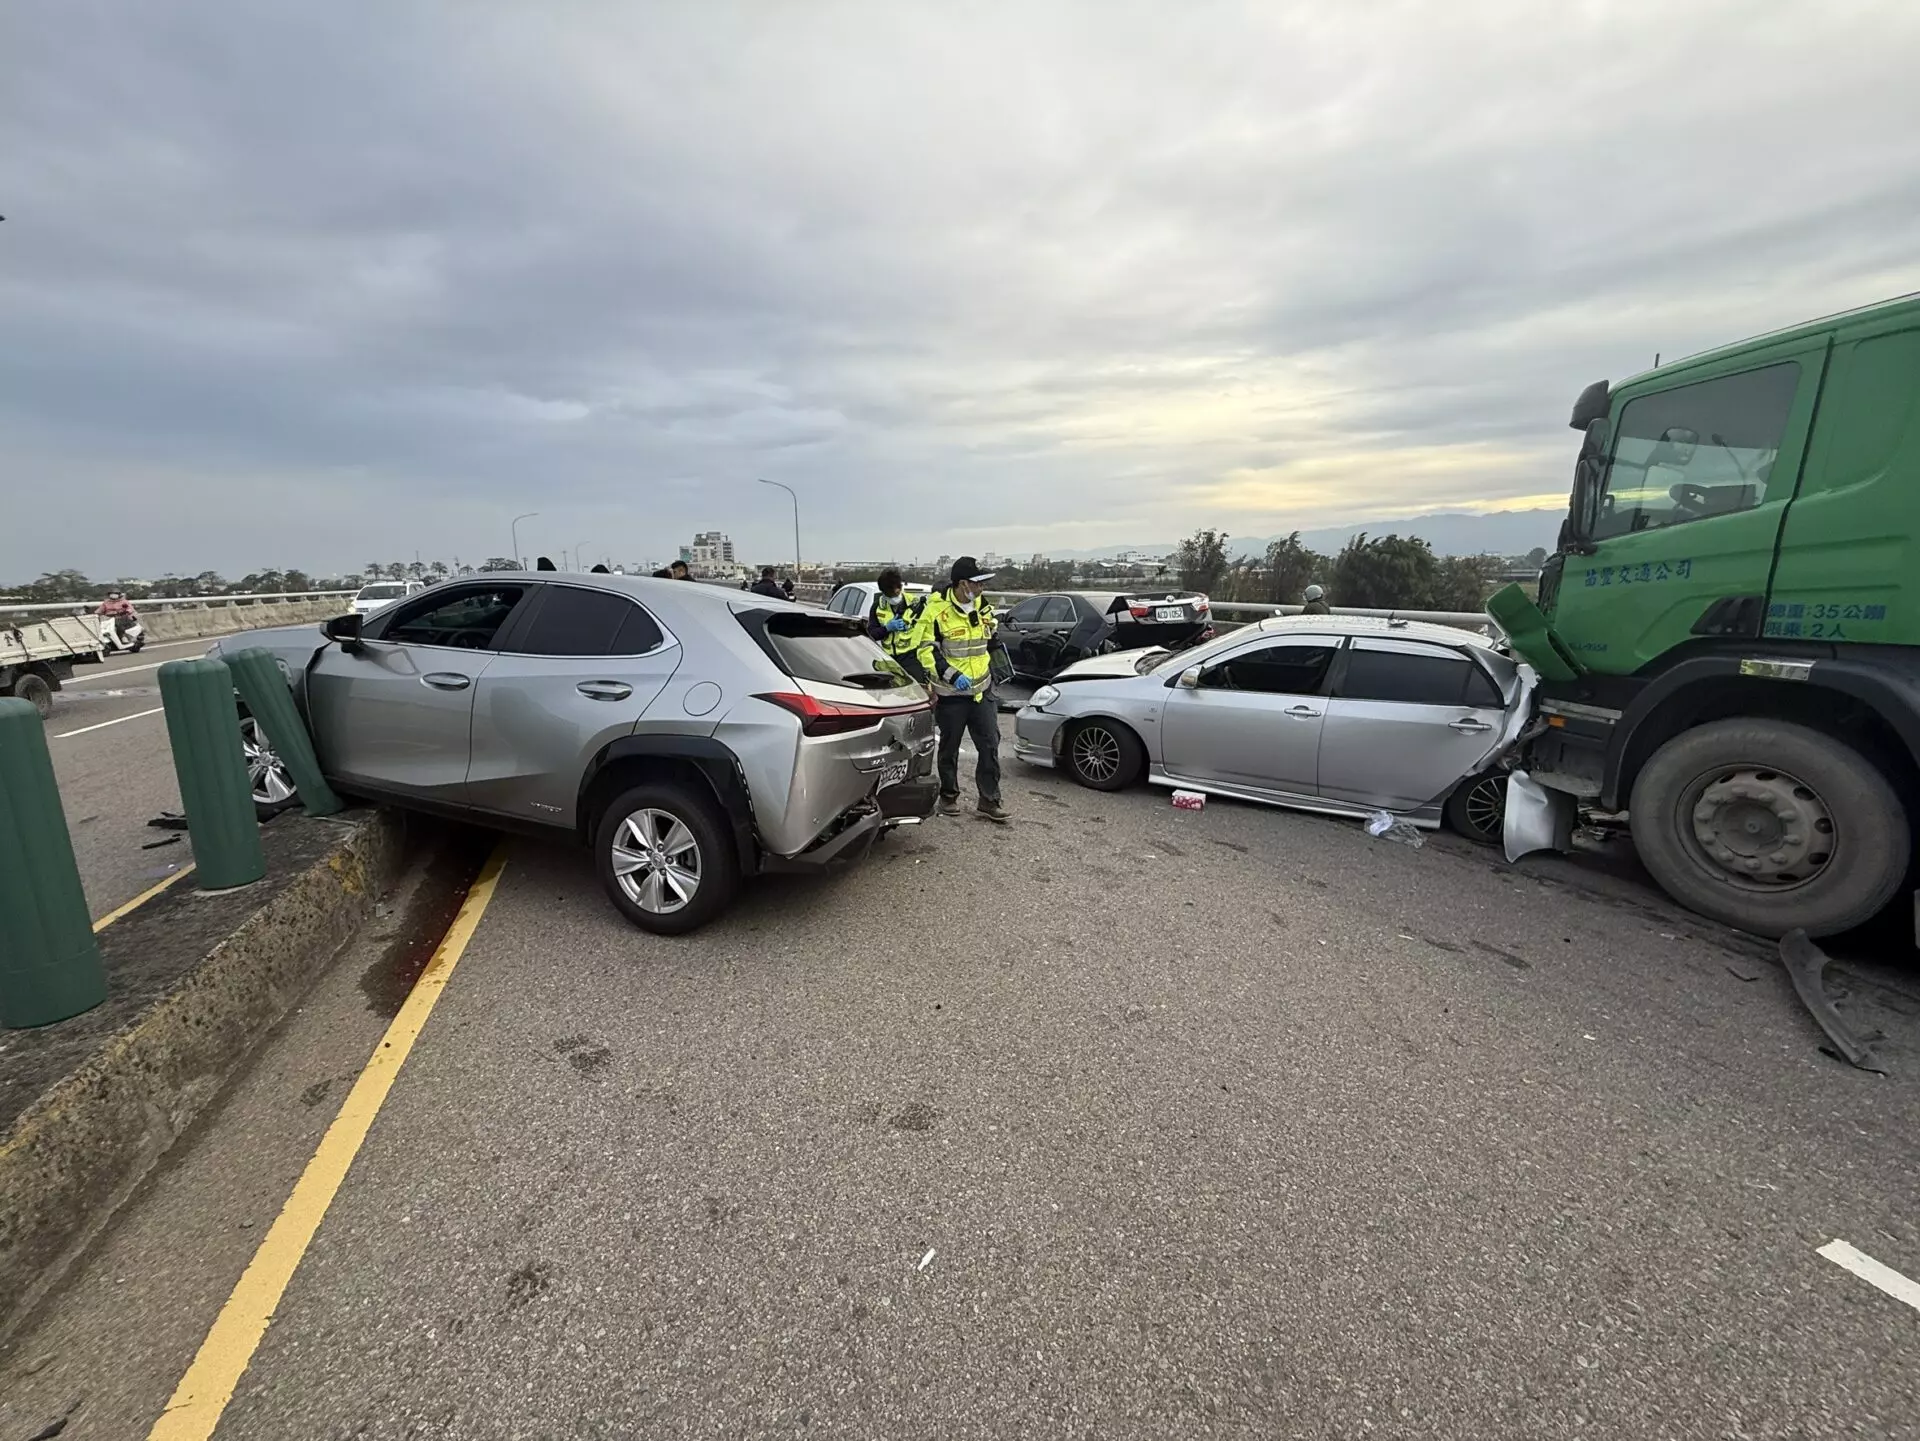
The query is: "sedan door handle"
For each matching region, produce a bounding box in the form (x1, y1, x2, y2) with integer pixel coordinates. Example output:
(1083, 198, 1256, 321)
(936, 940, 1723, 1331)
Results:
(421, 672, 471, 692)
(1448, 717, 1494, 733)
(576, 680, 634, 701)
(1284, 704, 1322, 718)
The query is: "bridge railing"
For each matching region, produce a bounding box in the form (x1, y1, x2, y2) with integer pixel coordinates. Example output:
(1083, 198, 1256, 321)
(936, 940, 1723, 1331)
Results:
(1, 591, 356, 619)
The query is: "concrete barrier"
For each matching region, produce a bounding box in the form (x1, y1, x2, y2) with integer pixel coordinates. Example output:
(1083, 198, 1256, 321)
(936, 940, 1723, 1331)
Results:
(144, 597, 340, 644)
(0, 810, 405, 1337)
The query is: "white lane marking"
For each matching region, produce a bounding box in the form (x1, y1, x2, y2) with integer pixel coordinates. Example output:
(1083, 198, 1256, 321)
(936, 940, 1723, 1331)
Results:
(1818, 1239, 1920, 1314)
(56, 705, 165, 739)
(69, 658, 170, 682)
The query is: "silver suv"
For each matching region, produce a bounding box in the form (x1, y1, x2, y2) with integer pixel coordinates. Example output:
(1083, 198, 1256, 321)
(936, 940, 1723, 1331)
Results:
(208, 573, 939, 934)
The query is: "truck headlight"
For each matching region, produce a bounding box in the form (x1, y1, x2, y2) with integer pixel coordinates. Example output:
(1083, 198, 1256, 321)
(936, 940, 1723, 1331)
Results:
(1030, 685, 1060, 709)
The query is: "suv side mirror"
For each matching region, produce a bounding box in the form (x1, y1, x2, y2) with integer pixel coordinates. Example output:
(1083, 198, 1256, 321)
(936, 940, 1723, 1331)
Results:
(324, 612, 365, 653)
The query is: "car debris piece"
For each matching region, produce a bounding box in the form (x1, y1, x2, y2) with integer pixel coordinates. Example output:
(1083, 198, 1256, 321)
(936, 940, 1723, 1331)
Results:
(1501, 769, 1575, 862)
(146, 811, 190, 831)
(1779, 929, 1886, 1074)
(1171, 790, 1205, 811)
(1364, 811, 1423, 847)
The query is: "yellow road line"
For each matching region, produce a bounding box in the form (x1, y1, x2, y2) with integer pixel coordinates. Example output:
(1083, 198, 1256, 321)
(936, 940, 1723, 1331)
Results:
(147, 843, 510, 1441)
(93, 865, 198, 932)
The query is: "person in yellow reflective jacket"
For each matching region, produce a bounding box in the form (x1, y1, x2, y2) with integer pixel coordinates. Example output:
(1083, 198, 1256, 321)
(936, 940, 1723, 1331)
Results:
(866, 567, 929, 684)
(912, 556, 1008, 822)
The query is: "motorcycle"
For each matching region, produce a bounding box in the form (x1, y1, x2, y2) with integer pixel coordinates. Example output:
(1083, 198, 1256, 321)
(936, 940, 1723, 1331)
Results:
(96, 611, 146, 655)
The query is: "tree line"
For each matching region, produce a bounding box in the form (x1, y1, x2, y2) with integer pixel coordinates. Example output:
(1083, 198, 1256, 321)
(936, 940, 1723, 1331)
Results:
(3, 558, 531, 604)
(1172, 529, 1541, 612)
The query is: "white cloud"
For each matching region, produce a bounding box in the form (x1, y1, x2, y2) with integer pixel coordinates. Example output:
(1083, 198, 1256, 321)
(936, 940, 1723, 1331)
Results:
(4, 0, 1920, 578)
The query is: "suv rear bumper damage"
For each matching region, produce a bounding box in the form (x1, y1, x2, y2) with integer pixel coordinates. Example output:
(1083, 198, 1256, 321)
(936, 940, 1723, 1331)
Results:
(761, 775, 939, 873)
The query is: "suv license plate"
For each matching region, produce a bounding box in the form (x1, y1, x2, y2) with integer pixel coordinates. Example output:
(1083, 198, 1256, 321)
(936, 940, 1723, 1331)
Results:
(1155, 606, 1186, 622)
(877, 759, 910, 790)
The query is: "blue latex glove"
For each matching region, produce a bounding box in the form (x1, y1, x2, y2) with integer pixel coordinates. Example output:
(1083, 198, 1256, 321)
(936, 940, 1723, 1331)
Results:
(885, 617, 909, 632)
(952, 673, 973, 692)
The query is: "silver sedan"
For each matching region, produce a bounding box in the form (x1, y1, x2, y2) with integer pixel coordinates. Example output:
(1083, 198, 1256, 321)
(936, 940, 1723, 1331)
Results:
(1013, 615, 1534, 839)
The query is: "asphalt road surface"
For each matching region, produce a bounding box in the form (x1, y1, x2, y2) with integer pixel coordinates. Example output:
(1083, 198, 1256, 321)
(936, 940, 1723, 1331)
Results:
(6, 715, 1918, 1440)
(45, 638, 229, 919)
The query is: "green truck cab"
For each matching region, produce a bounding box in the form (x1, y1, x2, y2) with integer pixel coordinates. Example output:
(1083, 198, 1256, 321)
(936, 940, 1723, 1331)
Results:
(1493, 292, 1920, 938)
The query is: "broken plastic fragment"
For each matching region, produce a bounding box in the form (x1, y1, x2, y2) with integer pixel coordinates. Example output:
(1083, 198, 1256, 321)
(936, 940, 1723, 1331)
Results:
(1364, 811, 1423, 847)
(1502, 769, 1576, 862)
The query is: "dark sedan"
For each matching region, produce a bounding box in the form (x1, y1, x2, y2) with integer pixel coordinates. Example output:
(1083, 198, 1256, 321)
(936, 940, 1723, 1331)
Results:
(992, 590, 1211, 682)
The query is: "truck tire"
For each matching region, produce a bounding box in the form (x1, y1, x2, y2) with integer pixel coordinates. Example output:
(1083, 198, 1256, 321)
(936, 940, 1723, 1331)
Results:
(1629, 718, 1909, 938)
(10, 672, 53, 720)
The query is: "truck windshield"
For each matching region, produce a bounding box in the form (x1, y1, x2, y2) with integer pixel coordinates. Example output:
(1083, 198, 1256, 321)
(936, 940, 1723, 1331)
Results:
(1591, 362, 1799, 540)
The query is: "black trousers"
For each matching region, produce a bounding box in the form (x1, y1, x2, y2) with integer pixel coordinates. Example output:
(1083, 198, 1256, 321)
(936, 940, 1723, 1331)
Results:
(935, 694, 1001, 804)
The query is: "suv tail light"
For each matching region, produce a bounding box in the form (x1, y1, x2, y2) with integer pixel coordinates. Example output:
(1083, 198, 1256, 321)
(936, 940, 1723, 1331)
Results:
(755, 691, 930, 737)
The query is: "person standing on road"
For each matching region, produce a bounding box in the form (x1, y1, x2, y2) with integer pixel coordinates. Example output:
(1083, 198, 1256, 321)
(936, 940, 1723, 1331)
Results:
(868, 567, 929, 683)
(670, 559, 694, 581)
(782, 575, 796, 601)
(913, 557, 1008, 823)
(1301, 583, 1330, 615)
(749, 566, 785, 599)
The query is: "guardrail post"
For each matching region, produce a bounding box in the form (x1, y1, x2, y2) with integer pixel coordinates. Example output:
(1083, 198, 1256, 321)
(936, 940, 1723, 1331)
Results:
(0, 697, 107, 1027)
(226, 648, 345, 816)
(158, 658, 266, 890)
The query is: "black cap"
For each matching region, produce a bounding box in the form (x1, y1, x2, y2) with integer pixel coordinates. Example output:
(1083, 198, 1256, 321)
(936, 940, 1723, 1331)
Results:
(950, 556, 995, 585)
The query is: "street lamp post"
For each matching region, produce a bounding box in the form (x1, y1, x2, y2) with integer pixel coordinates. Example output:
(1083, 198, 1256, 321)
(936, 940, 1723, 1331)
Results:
(511, 512, 540, 569)
(757, 478, 801, 583)
(573, 540, 592, 573)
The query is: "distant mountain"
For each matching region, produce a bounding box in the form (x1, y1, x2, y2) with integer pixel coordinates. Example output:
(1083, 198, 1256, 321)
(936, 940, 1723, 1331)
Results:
(1049, 509, 1560, 561)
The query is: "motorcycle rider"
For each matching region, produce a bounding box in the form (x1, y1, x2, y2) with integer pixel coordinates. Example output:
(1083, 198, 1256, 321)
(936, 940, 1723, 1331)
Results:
(96, 590, 138, 642)
(1301, 583, 1331, 616)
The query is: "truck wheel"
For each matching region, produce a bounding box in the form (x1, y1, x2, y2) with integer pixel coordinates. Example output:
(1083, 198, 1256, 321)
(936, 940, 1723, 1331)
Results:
(1629, 718, 1909, 938)
(594, 781, 741, 936)
(11, 672, 53, 720)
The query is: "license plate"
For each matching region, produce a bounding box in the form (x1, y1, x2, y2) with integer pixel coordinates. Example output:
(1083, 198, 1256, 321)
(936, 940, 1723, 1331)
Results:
(1154, 606, 1186, 622)
(877, 759, 910, 790)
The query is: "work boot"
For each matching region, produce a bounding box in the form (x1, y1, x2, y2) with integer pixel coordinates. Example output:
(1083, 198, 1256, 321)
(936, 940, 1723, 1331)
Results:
(976, 798, 1010, 824)
(938, 793, 963, 817)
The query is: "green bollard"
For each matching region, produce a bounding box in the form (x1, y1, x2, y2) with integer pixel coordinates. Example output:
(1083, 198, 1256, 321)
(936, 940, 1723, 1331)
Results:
(158, 658, 266, 891)
(226, 648, 345, 817)
(0, 697, 107, 1027)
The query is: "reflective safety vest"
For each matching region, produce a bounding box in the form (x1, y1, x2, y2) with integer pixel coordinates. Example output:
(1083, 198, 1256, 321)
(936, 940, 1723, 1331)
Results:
(871, 591, 927, 655)
(914, 589, 997, 699)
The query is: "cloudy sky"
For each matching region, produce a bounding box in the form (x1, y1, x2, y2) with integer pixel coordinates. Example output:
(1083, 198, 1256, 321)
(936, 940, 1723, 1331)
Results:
(6, 0, 1919, 582)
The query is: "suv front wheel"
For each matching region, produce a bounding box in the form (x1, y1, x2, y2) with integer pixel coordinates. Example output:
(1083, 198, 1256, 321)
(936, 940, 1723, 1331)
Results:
(594, 781, 741, 936)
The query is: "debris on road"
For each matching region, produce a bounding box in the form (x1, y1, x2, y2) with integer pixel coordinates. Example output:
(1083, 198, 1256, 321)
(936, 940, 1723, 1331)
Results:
(145, 811, 189, 832)
(1364, 811, 1423, 847)
(1725, 962, 1763, 983)
(1171, 790, 1205, 810)
(918, 1248, 936, 1272)
(140, 834, 183, 850)
(1779, 929, 1887, 1074)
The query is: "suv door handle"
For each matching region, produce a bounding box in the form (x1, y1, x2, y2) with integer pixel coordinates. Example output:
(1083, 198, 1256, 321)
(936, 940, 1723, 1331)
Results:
(421, 672, 471, 691)
(1284, 704, 1322, 718)
(576, 681, 634, 701)
(1448, 717, 1494, 733)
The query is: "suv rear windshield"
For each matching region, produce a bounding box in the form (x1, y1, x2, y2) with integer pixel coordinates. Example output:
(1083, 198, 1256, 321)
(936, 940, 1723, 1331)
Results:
(758, 614, 915, 691)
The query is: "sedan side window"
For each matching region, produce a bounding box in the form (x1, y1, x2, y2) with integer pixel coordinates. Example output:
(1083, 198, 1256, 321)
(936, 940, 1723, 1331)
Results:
(1037, 596, 1078, 623)
(1338, 643, 1476, 705)
(382, 585, 526, 650)
(1201, 642, 1335, 694)
(1005, 597, 1047, 624)
(512, 586, 665, 657)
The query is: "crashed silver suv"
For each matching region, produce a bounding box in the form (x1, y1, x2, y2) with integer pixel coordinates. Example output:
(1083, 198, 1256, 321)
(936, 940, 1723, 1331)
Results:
(207, 574, 939, 934)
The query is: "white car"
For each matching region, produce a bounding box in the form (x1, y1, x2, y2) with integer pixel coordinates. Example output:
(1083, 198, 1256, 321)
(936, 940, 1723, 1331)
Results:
(1013, 614, 1533, 841)
(824, 580, 934, 621)
(350, 580, 425, 616)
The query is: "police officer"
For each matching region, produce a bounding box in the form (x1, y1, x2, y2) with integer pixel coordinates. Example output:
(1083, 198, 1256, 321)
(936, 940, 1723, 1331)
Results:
(1301, 583, 1330, 615)
(867, 567, 928, 682)
(913, 557, 1007, 823)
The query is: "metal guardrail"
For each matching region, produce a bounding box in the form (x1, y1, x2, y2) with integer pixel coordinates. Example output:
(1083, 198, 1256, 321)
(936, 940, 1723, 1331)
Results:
(2, 591, 355, 618)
